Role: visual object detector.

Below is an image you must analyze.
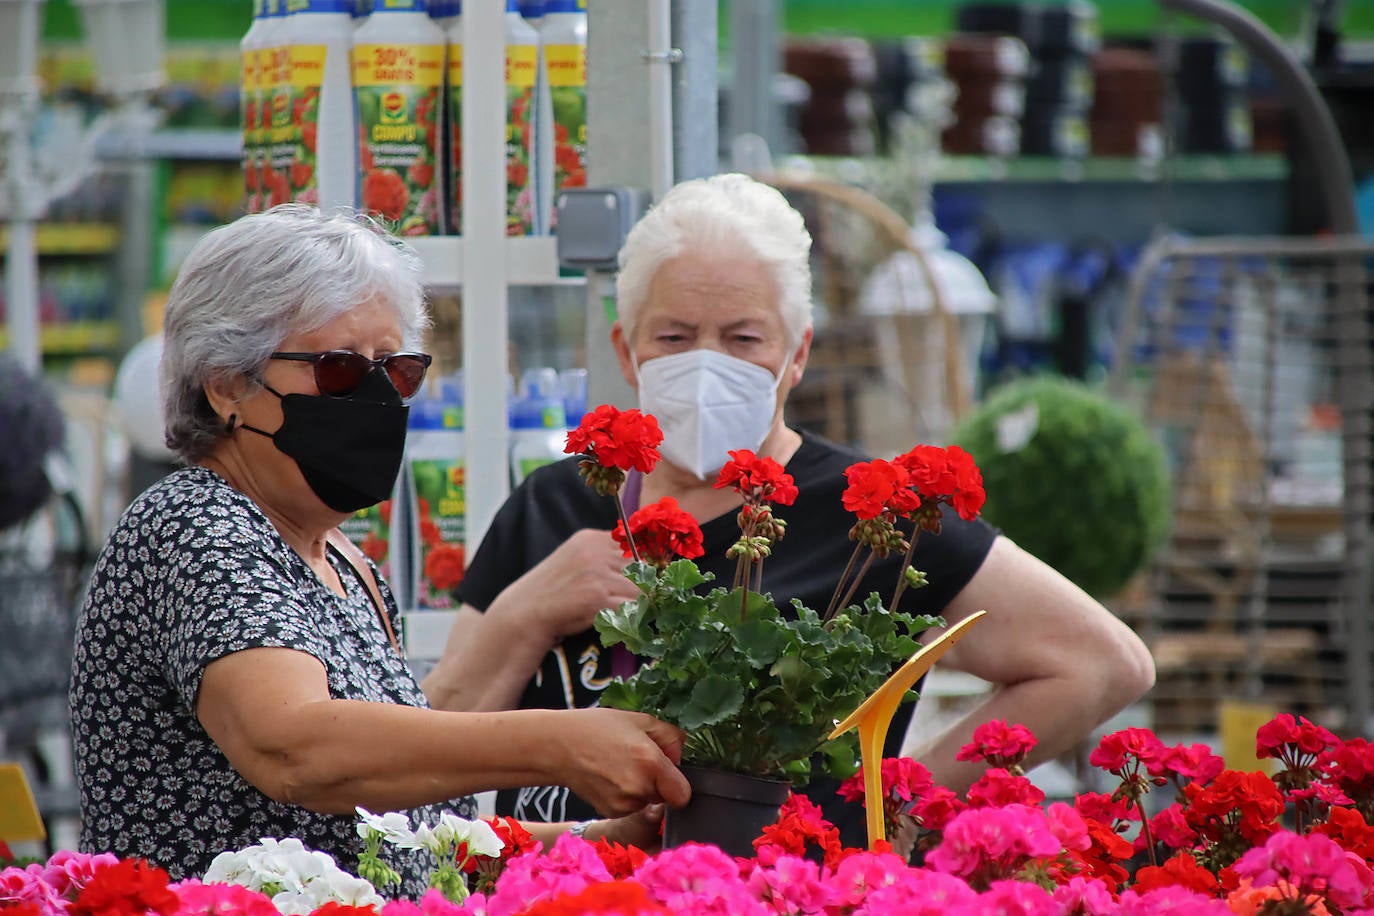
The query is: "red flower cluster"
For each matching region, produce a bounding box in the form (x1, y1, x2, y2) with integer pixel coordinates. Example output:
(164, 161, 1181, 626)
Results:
(612, 496, 705, 568)
(519, 880, 667, 916)
(754, 793, 845, 869)
(593, 837, 649, 880)
(893, 444, 986, 522)
(955, 719, 1039, 771)
(713, 449, 798, 506)
(69, 859, 176, 916)
(840, 458, 921, 521)
(566, 405, 664, 475)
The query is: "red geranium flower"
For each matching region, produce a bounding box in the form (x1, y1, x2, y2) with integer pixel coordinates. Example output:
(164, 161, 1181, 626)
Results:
(892, 443, 987, 523)
(69, 859, 177, 916)
(593, 838, 649, 880)
(714, 449, 798, 506)
(754, 793, 845, 870)
(565, 404, 663, 475)
(1183, 769, 1285, 849)
(841, 459, 916, 521)
(519, 880, 669, 916)
(1132, 850, 1222, 895)
(612, 496, 705, 568)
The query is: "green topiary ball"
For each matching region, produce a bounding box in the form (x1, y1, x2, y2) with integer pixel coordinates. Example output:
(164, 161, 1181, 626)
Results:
(951, 375, 1172, 599)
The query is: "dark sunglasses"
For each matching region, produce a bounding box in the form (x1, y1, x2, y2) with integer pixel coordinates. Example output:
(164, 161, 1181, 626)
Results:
(270, 350, 433, 399)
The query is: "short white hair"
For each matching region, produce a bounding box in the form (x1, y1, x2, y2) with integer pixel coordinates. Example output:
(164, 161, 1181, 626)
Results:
(161, 204, 430, 462)
(615, 173, 813, 348)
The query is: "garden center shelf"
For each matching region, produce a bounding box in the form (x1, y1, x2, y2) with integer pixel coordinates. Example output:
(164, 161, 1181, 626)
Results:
(0, 223, 119, 255)
(788, 153, 1289, 185)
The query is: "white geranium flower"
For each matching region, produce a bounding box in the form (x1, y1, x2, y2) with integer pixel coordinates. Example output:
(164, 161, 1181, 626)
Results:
(201, 836, 382, 914)
(356, 806, 417, 844)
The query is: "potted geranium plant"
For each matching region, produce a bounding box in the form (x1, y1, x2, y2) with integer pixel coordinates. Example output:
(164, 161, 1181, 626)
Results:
(561, 404, 986, 855)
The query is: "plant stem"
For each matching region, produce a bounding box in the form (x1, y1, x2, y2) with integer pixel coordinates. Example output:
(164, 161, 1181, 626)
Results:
(889, 523, 921, 610)
(831, 551, 876, 622)
(614, 493, 642, 565)
(824, 542, 867, 622)
(1134, 793, 1158, 868)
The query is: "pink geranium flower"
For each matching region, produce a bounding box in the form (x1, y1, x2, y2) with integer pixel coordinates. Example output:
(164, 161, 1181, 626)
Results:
(633, 844, 765, 916)
(925, 804, 1063, 889)
(171, 878, 279, 915)
(955, 720, 1039, 770)
(1232, 831, 1369, 910)
(824, 850, 910, 909)
(851, 869, 977, 915)
(744, 854, 831, 913)
(479, 834, 611, 916)
(41, 850, 120, 899)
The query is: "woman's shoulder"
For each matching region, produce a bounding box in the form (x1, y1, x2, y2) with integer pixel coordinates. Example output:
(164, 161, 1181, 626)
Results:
(119, 466, 270, 544)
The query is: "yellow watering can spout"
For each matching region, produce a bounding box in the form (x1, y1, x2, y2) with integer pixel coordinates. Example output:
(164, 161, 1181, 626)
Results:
(828, 610, 986, 850)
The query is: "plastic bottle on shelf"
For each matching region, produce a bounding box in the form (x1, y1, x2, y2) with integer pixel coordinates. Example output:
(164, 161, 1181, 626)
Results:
(509, 367, 568, 487)
(518, 0, 543, 27)
(259, 0, 293, 209)
(431, 0, 459, 31)
(283, 0, 357, 211)
(239, 0, 270, 214)
(407, 375, 467, 610)
(559, 366, 587, 425)
(538, 0, 586, 232)
(446, 1, 539, 237)
(352, 0, 445, 236)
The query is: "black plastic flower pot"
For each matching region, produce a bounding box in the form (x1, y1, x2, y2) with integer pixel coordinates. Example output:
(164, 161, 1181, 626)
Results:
(662, 764, 792, 858)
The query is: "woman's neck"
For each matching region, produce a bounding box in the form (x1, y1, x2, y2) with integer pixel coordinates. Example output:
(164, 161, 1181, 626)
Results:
(199, 451, 335, 573)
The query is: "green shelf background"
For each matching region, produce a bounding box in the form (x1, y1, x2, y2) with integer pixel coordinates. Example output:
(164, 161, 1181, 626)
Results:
(36, 0, 1374, 43)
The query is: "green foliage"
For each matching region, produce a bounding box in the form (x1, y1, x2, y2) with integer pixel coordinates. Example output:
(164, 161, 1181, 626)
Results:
(596, 560, 940, 783)
(951, 375, 1172, 599)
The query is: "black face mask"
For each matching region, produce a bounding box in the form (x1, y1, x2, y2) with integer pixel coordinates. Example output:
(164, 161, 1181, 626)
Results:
(240, 368, 410, 513)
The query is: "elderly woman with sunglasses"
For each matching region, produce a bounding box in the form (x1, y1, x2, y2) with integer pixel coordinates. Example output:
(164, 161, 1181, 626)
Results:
(69, 205, 689, 895)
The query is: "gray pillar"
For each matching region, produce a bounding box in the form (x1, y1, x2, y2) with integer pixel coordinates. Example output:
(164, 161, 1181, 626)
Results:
(584, 1, 718, 409)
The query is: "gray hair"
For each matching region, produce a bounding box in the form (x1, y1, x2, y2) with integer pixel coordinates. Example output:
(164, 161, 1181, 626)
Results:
(161, 204, 430, 462)
(615, 173, 813, 348)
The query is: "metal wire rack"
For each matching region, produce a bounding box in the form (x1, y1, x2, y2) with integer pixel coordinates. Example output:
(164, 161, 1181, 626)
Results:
(0, 490, 91, 745)
(1107, 234, 1374, 735)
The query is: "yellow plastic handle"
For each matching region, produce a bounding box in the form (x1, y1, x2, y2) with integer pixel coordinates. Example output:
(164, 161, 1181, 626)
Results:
(0, 763, 46, 842)
(828, 610, 986, 848)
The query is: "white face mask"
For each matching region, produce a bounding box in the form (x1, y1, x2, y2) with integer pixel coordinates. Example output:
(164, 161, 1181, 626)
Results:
(635, 348, 786, 480)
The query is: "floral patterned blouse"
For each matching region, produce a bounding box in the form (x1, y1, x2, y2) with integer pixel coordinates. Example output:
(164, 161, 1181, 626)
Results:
(70, 466, 475, 898)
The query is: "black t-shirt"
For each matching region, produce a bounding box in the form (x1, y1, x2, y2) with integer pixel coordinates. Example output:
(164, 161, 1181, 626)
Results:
(457, 430, 998, 839)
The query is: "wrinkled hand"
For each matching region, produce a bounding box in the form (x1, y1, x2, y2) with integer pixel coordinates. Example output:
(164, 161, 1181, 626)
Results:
(506, 529, 639, 642)
(596, 803, 666, 851)
(557, 708, 690, 817)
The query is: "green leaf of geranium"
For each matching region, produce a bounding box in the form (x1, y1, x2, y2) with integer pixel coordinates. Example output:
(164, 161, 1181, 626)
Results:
(594, 599, 651, 655)
(677, 674, 744, 730)
(599, 679, 645, 712)
(734, 619, 788, 666)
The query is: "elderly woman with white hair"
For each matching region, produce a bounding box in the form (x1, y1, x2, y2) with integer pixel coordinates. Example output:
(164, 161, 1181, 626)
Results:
(427, 173, 1156, 846)
(69, 205, 689, 893)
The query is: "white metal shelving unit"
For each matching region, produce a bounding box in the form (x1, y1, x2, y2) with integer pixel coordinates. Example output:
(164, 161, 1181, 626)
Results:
(402, 2, 570, 657)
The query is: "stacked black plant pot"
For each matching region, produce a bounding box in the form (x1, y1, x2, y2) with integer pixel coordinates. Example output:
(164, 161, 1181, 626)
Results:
(1170, 33, 1253, 155)
(954, 1, 1100, 159)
